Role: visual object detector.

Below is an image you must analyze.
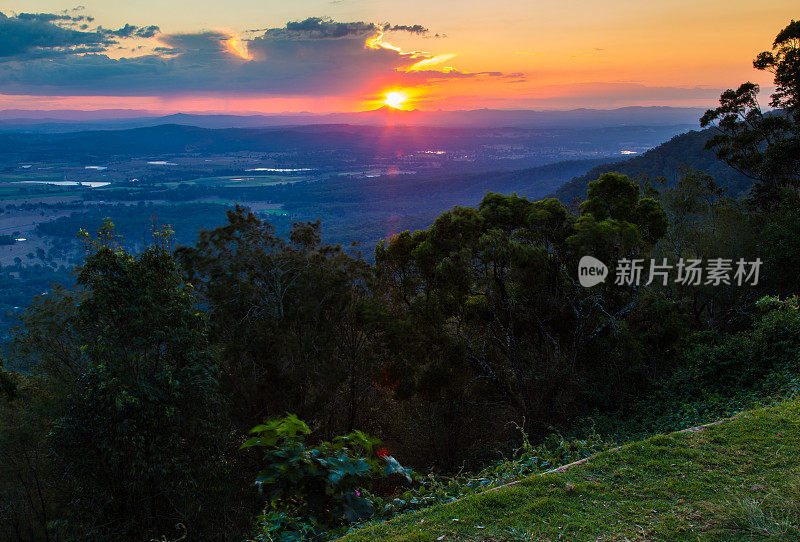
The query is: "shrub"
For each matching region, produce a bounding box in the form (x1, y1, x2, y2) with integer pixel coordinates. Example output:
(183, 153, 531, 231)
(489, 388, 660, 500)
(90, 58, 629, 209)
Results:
(243, 415, 412, 541)
(592, 296, 800, 438)
(673, 295, 800, 400)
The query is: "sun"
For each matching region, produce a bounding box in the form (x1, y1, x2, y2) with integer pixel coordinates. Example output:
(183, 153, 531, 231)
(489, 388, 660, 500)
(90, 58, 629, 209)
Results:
(383, 91, 408, 109)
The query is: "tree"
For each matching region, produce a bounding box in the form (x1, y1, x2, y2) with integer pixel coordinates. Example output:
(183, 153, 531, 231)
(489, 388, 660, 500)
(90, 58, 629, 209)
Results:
(650, 168, 764, 329)
(177, 206, 384, 441)
(701, 20, 800, 206)
(9, 220, 232, 540)
(375, 175, 668, 450)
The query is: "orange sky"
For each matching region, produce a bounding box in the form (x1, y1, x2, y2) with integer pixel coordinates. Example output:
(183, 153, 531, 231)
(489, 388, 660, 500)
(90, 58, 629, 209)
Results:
(0, 1, 796, 112)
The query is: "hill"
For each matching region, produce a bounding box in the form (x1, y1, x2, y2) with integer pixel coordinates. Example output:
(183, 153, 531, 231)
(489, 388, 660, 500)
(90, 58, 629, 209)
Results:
(340, 399, 800, 541)
(553, 129, 753, 203)
(0, 122, 686, 172)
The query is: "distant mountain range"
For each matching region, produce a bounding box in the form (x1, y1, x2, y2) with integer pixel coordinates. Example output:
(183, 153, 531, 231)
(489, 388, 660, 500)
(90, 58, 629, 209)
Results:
(0, 106, 705, 133)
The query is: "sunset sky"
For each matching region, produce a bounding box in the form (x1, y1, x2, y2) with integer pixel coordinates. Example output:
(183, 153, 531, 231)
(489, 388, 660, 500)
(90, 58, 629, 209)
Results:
(0, 1, 796, 113)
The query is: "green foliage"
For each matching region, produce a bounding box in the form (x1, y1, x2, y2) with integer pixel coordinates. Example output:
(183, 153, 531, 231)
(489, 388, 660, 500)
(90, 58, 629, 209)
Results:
(376, 430, 610, 518)
(0, 365, 16, 400)
(594, 295, 800, 439)
(244, 415, 412, 541)
(6, 220, 233, 540)
(648, 167, 765, 330)
(375, 176, 668, 460)
(759, 191, 800, 296)
(701, 19, 800, 206)
(754, 19, 800, 111)
(177, 206, 384, 441)
(0, 372, 66, 542)
(673, 295, 800, 400)
(570, 172, 668, 254)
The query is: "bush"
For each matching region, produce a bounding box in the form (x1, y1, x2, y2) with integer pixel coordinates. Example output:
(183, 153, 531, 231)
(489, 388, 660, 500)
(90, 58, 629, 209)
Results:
(243, 415, 412, 541)
(673, 295, 800, 400)
(592, 296, 800, 438)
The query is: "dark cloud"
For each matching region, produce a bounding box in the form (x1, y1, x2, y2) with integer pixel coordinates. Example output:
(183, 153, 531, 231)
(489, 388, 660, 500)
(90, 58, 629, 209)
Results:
(0, 13, 509, 98)
(0, 11, 158, 61)
(383, 24, 428, 35)
(16, 12, 84, 23)
(276, 18, 429, 39)
(153, 46, 180, 54)
(105, 23, 160, 39)
(16, 11, 95, 26)
(0, 12, 114, 59)
(156, 31, 232, 58)
(135, 25, 160, 39)
(283, 17, 377, 38)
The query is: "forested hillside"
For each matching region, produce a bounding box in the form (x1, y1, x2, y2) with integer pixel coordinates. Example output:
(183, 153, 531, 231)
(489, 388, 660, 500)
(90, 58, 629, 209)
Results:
(554, 129, 752, 203)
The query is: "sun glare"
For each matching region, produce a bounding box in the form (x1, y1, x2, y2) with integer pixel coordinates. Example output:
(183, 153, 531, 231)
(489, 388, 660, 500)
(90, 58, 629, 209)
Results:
(383, 91, 408, 109)
(221, 34, 253, 61)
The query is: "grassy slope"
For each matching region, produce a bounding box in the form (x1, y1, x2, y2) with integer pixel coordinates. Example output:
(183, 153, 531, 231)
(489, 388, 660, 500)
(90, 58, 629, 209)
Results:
(341, 400, 800, 541)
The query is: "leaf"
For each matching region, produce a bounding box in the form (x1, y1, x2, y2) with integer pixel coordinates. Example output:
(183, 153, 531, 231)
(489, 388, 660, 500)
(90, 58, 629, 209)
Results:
(383, 456, 414, 483)
(240, 435, 278, 449)
(342, 491, 375, 523)
(325, 454, 372, 486)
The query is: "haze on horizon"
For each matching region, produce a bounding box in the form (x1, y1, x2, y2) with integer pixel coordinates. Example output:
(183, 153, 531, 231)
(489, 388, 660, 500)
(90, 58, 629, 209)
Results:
(0, 0, 796, 114)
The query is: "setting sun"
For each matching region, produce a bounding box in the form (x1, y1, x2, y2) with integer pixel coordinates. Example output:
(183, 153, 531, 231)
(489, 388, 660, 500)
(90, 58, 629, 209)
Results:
(383, 91, 409, 109)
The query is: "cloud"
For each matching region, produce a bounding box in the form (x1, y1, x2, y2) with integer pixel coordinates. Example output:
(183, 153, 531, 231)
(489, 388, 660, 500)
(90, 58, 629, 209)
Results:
(283, 17, 376, 38)
(0, 11, 114, 59)
(383, 24, 428, 35)
(16, 12, 87, 23)
(0, 10, 158, 61)
(0, 12, 509, 98)
(106, 23, 160, 39)
(271, 17, 429, 38)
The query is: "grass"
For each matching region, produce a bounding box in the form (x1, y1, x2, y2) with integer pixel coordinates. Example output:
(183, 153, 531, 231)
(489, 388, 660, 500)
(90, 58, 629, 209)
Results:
(718, 480, 800, 539)
(340, 399, 800, 541)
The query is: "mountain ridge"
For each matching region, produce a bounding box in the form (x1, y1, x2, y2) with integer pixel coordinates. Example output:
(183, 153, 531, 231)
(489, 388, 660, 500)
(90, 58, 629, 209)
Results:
(552, 128, 753, 202)
(0, 106, 705, 133)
